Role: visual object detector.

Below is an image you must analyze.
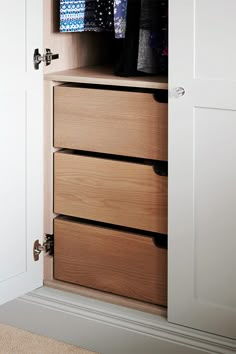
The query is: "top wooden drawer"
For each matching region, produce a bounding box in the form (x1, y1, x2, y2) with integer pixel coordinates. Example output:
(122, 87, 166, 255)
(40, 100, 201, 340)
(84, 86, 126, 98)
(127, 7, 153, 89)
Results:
(54, 85, 168, 161)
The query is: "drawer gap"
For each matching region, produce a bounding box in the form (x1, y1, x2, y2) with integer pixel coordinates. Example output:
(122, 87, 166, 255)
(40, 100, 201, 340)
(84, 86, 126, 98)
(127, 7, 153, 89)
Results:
(56, 215, 168, 249)
(58, 82, 168, 96)
(58, 148, 168, 172)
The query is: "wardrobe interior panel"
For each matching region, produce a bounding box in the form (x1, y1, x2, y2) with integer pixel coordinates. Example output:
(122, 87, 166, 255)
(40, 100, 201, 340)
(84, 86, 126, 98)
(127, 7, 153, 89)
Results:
(43, 0, 113, 74)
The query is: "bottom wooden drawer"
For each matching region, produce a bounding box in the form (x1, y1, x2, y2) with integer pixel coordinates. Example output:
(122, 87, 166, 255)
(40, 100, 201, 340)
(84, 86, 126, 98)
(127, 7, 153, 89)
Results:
(54, 217, 167, 306)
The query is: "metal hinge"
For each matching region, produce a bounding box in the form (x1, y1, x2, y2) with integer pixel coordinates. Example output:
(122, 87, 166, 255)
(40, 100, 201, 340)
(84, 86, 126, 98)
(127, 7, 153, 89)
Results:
(33, 234, 54, 261)
(33, 48, 59, 70)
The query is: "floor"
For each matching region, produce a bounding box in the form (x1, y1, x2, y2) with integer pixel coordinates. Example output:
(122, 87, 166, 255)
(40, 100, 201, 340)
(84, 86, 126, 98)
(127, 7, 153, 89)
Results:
(0, 323, 98, 354)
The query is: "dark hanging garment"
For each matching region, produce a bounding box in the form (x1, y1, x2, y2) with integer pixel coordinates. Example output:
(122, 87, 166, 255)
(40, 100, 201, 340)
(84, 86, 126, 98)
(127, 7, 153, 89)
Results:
(84, 0, 105, 31)
(137, 0, 168, 74)
(94, 0, 114, 31)
(113, 0, 142, 77)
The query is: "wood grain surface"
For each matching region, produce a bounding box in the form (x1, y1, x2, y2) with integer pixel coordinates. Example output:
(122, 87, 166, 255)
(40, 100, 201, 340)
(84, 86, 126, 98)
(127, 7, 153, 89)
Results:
(54, 152, 168, 234)
(46, 66, 168, 90)
(54, 217, 167, 306)
(54, 86, 168, 161)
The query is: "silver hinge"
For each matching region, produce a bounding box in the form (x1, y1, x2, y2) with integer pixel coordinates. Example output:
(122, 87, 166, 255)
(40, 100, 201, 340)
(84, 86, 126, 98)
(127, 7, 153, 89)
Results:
(33, 234, 54, 261)
(33, 48, 59, 70)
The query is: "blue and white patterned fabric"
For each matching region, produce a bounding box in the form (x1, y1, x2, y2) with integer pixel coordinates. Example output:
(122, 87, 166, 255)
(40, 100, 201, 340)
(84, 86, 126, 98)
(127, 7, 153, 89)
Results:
(114, 0, 128, 38)
(60, 0, 102, 32)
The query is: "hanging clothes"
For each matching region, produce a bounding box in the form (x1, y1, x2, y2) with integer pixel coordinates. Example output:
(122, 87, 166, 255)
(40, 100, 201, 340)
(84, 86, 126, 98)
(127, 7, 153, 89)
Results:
(60, 0, 85, 32)
(94, 0, 114, 31)
(113, 0, 142, 77)
(114, 0, 128, 39)
(60, 0, 104, 32)
(85, 0, 104, 31)
(137, 0, 168, 74)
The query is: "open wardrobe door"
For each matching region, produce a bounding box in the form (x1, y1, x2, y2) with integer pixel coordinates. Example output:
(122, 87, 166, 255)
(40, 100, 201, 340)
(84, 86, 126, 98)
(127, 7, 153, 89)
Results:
(0, 0, 43, 305)
(168, 0, 236, 339)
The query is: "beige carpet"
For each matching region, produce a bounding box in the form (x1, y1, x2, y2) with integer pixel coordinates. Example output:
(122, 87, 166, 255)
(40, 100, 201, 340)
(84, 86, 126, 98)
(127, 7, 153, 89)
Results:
(0, 323, 98, 354)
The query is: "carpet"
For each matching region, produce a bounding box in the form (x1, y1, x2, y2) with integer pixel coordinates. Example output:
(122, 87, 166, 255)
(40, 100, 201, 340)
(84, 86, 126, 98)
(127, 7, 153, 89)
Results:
(0, 323, 98, 354)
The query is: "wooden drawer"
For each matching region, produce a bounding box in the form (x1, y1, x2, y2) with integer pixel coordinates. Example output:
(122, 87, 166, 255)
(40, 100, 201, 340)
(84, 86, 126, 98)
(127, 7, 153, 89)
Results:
(54, 85, 168, 161)
(54, 151, 168, 234)
(54, 217, 167, 306)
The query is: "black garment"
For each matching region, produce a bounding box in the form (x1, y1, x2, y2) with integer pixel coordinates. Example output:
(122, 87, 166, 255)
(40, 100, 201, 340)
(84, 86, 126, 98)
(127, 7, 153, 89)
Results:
(94, 0, 114, 31)
(113, 0, 142, 77)
(139, 0, 164, 31)
(138, 0, 168, 74)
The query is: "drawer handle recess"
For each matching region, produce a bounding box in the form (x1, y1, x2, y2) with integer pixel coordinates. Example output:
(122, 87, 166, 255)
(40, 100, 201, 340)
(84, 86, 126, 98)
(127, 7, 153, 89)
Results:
(153, 161, 168, 176)
(152, 235, 167, 249)
(153, 90, 168, 104)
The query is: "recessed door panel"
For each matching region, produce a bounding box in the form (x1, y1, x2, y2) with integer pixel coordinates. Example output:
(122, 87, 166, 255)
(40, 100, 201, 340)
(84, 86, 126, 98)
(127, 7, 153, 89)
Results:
(0, 92, 26, 281)
(194, 107, 236, 308)
(194, 0, 236, 80)
(0, 0, 26, 78)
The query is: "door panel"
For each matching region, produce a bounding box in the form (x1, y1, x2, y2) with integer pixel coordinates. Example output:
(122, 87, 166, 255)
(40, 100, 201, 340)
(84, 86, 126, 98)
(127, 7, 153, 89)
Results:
(194, 0, 236, 80)
(0, 0, 43, 304)
(169, 0, 236, 339)
(0, 92, 26, 281)
(0, 1, 26, 77)
(194, 108, 236, 308)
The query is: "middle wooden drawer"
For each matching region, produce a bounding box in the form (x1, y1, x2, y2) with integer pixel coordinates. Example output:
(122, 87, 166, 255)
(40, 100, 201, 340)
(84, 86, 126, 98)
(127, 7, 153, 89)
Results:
(54, 151, 168, 234)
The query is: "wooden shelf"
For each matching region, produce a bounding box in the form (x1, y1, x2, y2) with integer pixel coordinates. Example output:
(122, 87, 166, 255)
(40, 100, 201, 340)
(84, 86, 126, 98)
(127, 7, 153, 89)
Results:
(45, 65, 168, 90)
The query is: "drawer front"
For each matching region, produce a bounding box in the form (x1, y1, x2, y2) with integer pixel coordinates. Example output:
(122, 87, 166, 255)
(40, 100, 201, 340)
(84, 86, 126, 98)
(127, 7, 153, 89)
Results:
(54, 218, 167, 306)
(54, 152, 168, 234)
(54, 86, 168, 161)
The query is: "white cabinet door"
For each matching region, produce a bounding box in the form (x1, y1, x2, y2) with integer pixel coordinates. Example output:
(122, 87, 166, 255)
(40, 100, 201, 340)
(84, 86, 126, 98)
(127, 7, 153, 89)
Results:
(0, 0, 43, 304)
(169, 0, 236, 339)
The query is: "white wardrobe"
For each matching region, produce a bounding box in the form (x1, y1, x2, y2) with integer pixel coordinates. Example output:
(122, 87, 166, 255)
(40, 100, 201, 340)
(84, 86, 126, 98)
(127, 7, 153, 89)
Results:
(0, 1, 235, 353)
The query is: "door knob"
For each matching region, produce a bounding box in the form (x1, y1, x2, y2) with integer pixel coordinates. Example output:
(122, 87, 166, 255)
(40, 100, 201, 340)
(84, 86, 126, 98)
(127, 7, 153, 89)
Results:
(169, 87, 185, 98)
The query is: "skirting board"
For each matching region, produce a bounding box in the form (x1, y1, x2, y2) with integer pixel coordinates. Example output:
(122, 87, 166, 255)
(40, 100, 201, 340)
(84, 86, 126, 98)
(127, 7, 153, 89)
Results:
(0, 287, 235, 354)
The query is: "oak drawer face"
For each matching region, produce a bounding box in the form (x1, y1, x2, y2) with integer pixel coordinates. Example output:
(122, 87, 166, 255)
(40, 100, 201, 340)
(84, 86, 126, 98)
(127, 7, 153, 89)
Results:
(54, 86, 168, 161)
(54, 218, 167, 306)
(54, 152, 168, 234)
